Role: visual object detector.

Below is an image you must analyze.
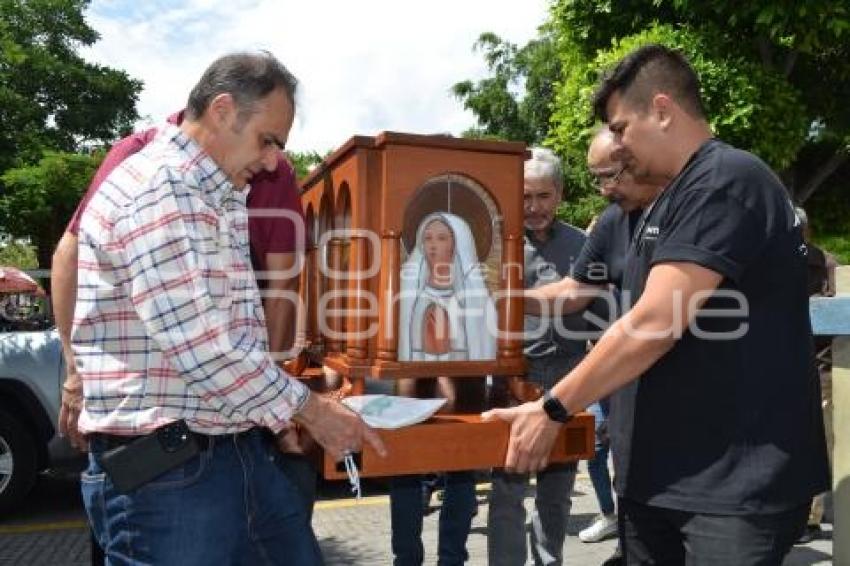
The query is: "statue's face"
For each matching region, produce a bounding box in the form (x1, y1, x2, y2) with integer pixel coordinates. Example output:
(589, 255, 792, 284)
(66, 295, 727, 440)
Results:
(423, 219, 454, 281)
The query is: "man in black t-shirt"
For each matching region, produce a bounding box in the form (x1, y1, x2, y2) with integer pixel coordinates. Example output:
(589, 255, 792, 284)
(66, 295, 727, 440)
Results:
(483, 45, 828, 564)
(577, 129, 661, 566)
(579, 127, 661, 291)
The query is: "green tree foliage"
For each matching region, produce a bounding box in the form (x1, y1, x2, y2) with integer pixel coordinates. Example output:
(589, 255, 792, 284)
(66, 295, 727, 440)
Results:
(793, 137, 850, 263)
(0, 150, 103, 270)
(808, 167, 850, 264)
(548, 0, 850, 246)
(0, 0, 141, 173)
(549, 23, 811, 226)
(287, 150, 325, 180)
(451, 31, 561, 145)
(455, 1, 850, 249)
(0, 0, 141, 268)
(549, 0, 849, 186)
(0, 238, 37, 269)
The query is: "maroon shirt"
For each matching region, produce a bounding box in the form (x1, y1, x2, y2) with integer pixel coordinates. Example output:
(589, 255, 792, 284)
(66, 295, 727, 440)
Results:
(67, 116, 305, 269)
(246, 161, 305, 272)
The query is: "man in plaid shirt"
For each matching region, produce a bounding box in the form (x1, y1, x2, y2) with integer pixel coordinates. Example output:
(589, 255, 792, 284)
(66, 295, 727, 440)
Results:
(72, 51, 384, 565)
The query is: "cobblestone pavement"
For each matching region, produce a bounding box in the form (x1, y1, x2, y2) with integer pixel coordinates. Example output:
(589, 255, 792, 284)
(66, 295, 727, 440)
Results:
(0, 470, 834, 565)
(312, 475, 833, 566)
(313, 475, 622, 566)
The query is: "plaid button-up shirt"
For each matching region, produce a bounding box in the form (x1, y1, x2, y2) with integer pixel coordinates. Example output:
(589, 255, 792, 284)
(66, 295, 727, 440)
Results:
(73, 124, 309, 435)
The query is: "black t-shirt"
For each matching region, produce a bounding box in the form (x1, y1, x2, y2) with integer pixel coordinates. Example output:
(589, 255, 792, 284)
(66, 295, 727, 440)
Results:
(610, 139, 829, 515)
(806, 243, 828, 297)
(574, 203, 642, 289)
(573, 204, 641, 330)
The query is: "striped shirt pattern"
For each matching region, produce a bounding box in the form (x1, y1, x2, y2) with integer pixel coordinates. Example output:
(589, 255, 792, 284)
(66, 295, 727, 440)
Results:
(73, 124, 309, 435)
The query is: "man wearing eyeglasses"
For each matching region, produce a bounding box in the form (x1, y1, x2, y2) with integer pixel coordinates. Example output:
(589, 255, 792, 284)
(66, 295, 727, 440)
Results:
(582, 127, 664, 290)
(575, 127, 665, 566)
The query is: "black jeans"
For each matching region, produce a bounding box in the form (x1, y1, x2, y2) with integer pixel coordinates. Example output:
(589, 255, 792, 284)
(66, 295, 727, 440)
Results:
(619, 497, 808, 566)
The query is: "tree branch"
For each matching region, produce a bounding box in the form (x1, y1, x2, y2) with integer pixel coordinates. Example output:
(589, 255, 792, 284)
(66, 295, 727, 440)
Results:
(797, 147, 849, 203)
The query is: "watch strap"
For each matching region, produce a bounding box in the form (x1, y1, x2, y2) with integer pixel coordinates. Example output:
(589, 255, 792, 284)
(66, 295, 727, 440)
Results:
(542, 390, 571, 423)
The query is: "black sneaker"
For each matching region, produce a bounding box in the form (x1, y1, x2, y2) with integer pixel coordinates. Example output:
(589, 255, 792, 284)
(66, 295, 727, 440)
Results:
(796, 524, 822, 544)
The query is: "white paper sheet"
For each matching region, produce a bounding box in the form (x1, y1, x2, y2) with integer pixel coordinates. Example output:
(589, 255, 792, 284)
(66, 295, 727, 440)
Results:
(341, 395, 447, 429)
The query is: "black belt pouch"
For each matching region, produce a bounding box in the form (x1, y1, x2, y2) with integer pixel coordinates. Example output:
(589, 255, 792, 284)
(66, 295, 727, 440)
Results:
(99, 420, 201, 493)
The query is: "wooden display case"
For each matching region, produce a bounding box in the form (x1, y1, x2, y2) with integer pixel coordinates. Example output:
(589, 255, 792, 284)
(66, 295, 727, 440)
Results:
(298, 132, 527, 381)
(293, 131, 595, 477)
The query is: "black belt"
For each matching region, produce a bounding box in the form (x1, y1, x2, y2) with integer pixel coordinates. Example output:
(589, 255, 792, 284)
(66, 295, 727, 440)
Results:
(90, 427, 259, 451)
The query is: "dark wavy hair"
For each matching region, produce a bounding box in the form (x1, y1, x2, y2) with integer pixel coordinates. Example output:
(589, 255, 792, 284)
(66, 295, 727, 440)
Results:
(592, 44, 705, 122)
(185, 51, 298, 122)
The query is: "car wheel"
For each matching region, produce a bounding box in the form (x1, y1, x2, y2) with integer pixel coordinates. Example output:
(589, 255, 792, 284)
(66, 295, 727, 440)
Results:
(0, 408, 38, 514)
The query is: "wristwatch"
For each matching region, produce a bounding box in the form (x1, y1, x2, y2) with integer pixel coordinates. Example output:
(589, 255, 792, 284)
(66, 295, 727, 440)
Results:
(542, 390, 571, 423)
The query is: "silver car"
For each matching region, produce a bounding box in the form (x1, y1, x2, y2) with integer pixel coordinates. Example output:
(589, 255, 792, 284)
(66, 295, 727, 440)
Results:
(0, 328, 78, 513)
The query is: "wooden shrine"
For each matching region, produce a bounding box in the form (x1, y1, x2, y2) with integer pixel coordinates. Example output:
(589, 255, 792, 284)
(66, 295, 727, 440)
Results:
(293, 132, 594, 477)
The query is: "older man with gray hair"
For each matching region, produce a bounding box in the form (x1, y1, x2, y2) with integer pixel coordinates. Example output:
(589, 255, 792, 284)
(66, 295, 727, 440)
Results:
(487, 147, 589, 566)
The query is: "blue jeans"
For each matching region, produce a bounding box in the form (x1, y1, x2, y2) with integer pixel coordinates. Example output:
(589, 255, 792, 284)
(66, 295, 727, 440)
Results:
(275, 453, 318, 519)
(390, 472, 476, 566)
(488, 463, 577, 566)
(587, 401, 615, 516)
(82, 429, 323, 565)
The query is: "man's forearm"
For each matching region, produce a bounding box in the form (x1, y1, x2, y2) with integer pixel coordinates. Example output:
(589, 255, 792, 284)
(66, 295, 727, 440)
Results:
(52, 232, 79, 374)
(264, 295, 297, 357)
(525, 276, 602, 316)
(550, 262, 723, 413)
(262, 252, 300, 358)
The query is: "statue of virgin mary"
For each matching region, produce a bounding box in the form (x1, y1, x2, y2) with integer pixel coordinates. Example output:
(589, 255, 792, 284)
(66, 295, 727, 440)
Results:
(398, 212, 497, 361)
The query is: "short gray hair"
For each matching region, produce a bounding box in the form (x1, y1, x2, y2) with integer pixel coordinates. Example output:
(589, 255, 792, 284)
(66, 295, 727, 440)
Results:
(525, 147, 564, 193)
(186, 51, 298, 121)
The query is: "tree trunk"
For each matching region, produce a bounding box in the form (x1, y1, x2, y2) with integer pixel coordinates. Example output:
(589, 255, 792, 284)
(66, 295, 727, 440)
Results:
(797, 148, 849, 204)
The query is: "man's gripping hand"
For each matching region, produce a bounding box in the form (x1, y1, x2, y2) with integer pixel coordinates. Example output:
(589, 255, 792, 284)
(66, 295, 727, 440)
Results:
(292, 393, 387, 462)
(481, 399, 561, 474)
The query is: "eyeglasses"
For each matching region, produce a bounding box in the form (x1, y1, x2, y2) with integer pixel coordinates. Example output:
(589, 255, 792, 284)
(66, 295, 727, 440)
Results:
(591, 164, 627, 188)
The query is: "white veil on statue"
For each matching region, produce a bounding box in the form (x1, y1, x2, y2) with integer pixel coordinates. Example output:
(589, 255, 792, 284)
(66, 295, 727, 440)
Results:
(398, 212, 497, 361)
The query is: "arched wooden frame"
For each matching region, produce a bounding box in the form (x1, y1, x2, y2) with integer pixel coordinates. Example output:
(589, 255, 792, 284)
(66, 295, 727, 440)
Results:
(302, 204, 317, 345)
(316, 193, 334, 351)
(380, 173, 507, 368)
(335, 183, 352, 232)
(331, 184, 352, 341)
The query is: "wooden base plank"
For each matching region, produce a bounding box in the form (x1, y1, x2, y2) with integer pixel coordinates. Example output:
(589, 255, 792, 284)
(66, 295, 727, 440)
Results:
(312, 412, 594, 480)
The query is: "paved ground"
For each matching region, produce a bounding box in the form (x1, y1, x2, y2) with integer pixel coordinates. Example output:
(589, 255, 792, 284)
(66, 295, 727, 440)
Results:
(0, 466, 834, 565)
